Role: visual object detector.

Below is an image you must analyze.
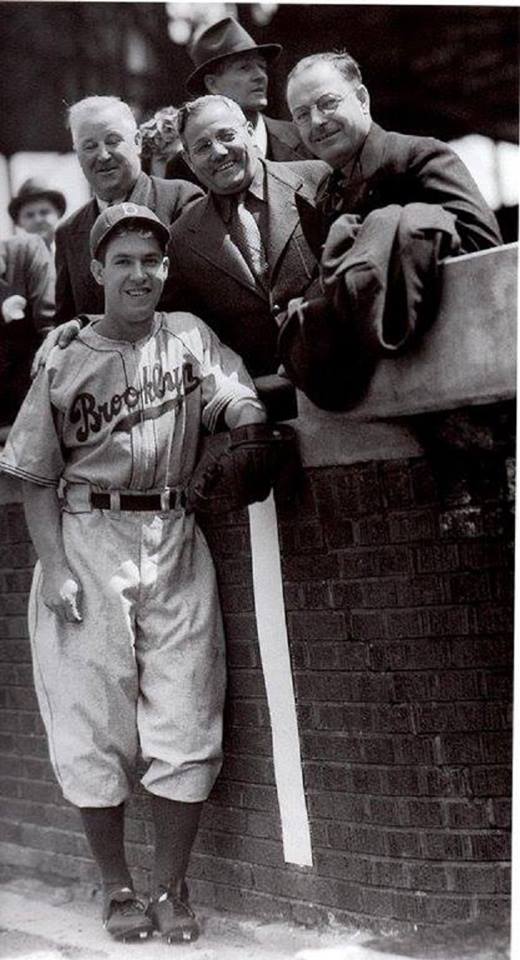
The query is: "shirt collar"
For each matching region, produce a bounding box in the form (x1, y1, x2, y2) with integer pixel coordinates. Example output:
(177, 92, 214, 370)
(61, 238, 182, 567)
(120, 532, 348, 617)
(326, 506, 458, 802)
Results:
(214, 159, 266, 222)
(249, 113, 268, 158)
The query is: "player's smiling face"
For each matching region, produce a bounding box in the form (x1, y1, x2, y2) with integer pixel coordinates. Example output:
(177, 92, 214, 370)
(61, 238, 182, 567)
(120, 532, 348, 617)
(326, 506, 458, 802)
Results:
(74, 106, 142, 202)
(91, 230, 168, 341)
(183, 101, 257, 195)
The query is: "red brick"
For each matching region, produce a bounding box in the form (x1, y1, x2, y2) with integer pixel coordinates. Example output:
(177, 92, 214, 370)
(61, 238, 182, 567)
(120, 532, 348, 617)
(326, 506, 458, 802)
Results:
(351, 611, 386, 639)
(425, 605, 472, 636)
(471, 765, 511, 797)
(476, 604, 514, 633)
(408, 862, 449, 892)
(450, 637, 512, 669)
(369, 639, 450, 671)
(425, 895, 472, 922)
(314, 849, 372, 885)
(380, 461, 413, 508)
(282, 554, 339, 581)
(298, 641, 368, 671)
(414, 543, 459, 573)
(327, 822, 387, 856)
(288, 610, 345, 640)
(493, 799, 512, 828)
(395, 575, 444, 606)
(323, 521, 355, 549)
(480, 732, 512, 764)
(388, 509, 437, 543)
(385, 830, 422, 858)
(361, 578, 399, 608)
(438, 733, 483, 764)
(459, 540, 508, 569)
(444, 800, 494, 830)
(354, 516, 389, 546)
(385, 609, 425, 639)
(222, 613, 258, 643)
(423, 832, 470, 860)
(3, 570, 34, 592)
(468, 833, 511, 861)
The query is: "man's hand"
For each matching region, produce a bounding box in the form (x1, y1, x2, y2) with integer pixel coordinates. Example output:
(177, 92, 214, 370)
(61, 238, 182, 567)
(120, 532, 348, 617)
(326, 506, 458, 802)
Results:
(31, 319, 82, 377)
(41, 567, 83, 623)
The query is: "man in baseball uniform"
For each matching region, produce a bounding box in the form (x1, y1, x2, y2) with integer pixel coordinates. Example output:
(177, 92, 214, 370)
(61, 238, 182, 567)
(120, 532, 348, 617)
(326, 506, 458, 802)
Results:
(0, 203, 266, 943)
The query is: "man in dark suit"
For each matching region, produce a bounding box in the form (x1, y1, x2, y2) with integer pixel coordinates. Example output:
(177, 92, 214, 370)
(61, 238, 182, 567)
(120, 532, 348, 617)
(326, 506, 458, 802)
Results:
(165, 95, 328, 377)
(181, 17, 311, 167)
(275, 51, 502, 410)
(54, 96, 203, 325)
(286, 52, 501, 252)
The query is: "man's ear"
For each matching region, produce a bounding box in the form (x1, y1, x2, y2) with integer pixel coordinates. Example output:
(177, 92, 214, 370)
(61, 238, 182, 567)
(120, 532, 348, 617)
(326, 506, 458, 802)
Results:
(204, 74, 218, 94)
(356, 85, 370, 114)
(160, 255, 169, 280)
(90, 258, 105, 287)
(134, 129, 142, 155)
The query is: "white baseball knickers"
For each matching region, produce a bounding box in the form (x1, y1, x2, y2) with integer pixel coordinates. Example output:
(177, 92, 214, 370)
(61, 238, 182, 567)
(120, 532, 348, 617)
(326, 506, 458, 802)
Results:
(28, 505, 226, 808)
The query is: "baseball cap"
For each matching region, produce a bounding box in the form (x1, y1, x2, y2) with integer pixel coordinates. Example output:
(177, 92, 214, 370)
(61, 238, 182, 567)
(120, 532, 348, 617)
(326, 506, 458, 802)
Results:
(89, 202, 170, 259)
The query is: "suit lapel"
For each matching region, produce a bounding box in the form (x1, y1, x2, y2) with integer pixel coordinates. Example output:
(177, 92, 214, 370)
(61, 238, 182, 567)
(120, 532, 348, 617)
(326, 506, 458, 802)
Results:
(185, 195, 265, 298)
(264, 163, 303, 274)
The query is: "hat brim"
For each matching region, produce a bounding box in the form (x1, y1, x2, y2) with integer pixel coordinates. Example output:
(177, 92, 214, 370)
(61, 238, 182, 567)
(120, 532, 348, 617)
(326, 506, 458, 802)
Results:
(186, 43, 282, 95)
(8, 189, 67, 222)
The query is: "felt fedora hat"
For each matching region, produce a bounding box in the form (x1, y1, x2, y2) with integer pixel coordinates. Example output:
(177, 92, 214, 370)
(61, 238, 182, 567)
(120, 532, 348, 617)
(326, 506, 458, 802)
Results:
(8, 178, 67, 222)
(186, 17, 282, 95)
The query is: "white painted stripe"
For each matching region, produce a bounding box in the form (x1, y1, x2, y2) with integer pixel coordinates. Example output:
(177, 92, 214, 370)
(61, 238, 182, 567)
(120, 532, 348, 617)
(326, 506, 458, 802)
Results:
(248, 493, 313, 866)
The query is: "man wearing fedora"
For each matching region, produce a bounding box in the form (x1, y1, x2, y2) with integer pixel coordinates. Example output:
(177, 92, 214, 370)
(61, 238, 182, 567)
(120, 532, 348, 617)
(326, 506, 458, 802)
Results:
(9, 179, 66, 255)
(183, 17, 311, 165)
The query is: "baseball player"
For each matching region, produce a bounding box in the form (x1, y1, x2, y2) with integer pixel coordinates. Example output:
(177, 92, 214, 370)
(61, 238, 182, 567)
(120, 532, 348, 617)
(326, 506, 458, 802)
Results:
(0, 203, 267, 943)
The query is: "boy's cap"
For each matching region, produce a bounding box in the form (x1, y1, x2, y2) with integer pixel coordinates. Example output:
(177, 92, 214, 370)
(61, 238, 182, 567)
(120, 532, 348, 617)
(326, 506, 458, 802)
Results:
(89, 202, 170, 258)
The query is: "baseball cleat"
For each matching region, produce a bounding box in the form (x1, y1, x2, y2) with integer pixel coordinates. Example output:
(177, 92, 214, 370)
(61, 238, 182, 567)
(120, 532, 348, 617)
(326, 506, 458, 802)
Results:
(102, 885, 154, 942)
(147, 884, 199, 943)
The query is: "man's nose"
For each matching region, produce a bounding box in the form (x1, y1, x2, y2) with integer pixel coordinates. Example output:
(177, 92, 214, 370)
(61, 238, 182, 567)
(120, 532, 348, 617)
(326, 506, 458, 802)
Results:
(211, 139, 229, 158)
(252, 62, 267, 80)
(130, 261, 146, 280)
(95, 142, 111, 161)
(309, 102, 326, 125)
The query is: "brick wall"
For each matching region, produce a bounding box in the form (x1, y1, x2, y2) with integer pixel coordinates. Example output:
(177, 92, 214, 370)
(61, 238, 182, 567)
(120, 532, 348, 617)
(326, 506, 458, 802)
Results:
(0, 453, 513, 932)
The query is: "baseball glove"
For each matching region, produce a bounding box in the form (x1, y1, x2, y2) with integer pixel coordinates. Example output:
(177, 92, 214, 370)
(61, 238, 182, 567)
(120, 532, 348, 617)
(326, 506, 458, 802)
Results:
(186, 422, 300, 516)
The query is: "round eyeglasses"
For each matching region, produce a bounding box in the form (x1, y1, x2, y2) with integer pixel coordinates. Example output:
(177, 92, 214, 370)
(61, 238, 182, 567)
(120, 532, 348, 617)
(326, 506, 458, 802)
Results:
(292, 93, 347, 128)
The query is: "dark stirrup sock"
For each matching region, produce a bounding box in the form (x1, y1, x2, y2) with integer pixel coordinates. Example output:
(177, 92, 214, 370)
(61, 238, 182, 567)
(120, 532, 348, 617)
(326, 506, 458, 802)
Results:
(80, 803, 132, 889)
(150, 795, 203, 896)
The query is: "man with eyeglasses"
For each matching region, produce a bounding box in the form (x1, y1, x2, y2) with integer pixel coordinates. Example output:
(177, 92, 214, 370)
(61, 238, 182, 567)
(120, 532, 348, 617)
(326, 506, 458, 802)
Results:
(163, 94, 328, 378)
(275, 51, 502, 409)
(286, 52, 500, 250)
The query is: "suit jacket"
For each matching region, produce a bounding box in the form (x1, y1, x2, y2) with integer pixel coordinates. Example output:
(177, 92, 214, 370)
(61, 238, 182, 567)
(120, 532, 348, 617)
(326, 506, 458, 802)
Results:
(54, 171, 203, 324)
(316, 122, 502, 253)
(166, 158, 328, 376)
(264, 115, 312, 162)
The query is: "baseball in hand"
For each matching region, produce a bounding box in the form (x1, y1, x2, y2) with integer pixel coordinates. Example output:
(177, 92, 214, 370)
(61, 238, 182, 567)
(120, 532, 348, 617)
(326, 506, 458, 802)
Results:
(2, 294, 26, 323)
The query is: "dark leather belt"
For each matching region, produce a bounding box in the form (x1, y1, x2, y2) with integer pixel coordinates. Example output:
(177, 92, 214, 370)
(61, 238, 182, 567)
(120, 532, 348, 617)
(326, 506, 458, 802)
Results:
(90, 490, 185, 511)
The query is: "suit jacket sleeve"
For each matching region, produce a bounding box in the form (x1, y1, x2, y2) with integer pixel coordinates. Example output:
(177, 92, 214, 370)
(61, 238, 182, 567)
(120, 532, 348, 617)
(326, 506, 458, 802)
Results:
(54, 224, 76, 326)
(398, 136, 502, 252)
(170, 179, 204, 223)
(23, 237, 56, 334)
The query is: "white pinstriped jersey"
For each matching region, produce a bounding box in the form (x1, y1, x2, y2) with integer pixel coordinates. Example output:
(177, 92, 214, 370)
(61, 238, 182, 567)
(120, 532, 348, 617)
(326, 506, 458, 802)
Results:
(1, 311, 261, 491)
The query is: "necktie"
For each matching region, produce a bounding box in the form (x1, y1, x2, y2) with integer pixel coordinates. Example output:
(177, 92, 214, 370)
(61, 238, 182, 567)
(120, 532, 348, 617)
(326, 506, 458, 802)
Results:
(232, 196, 268, 285)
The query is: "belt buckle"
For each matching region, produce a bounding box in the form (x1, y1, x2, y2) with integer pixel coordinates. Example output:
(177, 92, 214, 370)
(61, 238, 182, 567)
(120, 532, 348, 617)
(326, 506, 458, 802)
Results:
(109, 491, 121, 511)
(160, 489, 171, 512)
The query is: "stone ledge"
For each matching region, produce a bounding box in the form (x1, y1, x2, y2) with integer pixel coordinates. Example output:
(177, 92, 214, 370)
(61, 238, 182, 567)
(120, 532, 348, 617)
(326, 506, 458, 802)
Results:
(295, 243, 517, 466)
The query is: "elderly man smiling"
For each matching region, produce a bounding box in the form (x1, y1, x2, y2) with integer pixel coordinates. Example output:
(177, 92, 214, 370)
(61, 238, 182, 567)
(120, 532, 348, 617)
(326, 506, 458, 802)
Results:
(54, 95, 202, 325)
(274, 51, 503, 410)
(164, 94, 327, 377)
